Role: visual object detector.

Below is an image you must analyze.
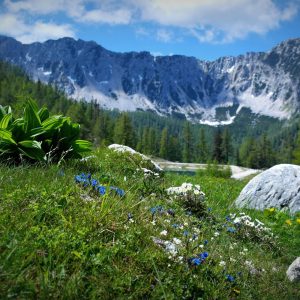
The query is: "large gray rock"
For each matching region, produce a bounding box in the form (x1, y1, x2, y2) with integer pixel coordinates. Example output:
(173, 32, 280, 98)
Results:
(286, 257, 300, 282)
(235, 164, 300, 214)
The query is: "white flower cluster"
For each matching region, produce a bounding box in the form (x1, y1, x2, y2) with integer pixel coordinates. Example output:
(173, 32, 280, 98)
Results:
(231, 213, 271, 233)
(138, 167, 160, 178)
(166, 183, 205, 198)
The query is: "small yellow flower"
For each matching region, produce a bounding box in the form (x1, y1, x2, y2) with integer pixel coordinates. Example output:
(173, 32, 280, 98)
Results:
(269, 207, 275, 212)
(232, 288, 240, 295)
(296, 218, 300, 225)
(285, 219, 292, 226)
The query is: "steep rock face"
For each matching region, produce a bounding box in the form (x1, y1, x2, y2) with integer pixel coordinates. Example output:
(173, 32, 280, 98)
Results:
(0, 35, 299, 123)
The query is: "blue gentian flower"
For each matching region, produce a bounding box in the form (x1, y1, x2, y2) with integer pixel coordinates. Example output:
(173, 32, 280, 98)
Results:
(225, 274, 235, 282)
(91, 179, 98, 187)
(204, 240, 208, 245)
(167, 209, 175, 217)
(183, 230, 189, 236)
(98, 186, 106, 195)
(172, 224, 179, 228)
(225, 216, 231, 221)
(191, 258, 201, 266)
(227, 227, 236, 233)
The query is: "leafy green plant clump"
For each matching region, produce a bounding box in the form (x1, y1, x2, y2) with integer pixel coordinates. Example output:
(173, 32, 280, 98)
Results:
(0, 100, 92, 164)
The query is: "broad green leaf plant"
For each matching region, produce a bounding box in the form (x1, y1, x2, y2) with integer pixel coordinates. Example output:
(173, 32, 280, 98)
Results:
(0, 100, 92, 164)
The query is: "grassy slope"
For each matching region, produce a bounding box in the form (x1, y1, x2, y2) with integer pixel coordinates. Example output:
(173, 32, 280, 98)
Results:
(0, 148, 299, 299)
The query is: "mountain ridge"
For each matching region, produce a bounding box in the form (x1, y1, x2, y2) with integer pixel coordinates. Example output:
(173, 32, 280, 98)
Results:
(0, 35, 299, 124)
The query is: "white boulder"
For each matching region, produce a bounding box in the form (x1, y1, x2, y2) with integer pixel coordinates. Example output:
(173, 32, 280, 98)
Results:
(235, 164, 300, 214)
(286, 257, 300, 282)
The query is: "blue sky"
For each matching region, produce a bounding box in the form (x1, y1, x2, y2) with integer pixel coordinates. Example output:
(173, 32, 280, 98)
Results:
(0, 0, 299, 60)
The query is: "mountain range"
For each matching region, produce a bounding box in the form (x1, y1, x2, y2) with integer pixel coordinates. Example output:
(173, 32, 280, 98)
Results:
(0, 35, 299, 124)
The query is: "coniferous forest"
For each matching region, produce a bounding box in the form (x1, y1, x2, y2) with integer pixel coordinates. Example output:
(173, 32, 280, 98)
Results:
(1, 60, 300, 169)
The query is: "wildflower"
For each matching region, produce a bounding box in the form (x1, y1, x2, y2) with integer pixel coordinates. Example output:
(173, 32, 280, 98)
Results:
(200, 252, 209, 259)
(167, 209, 175, 217)
(232, 288, 240, 295)
(172, 224, 179, 228)
(98, 186, 106, 195)
(285, 219, 292, 226)
(208, 207, 212, 212)
(160, 230, 168, 236)
(225, 216, 231, 222)
(227, 227, 236, 233)
(297, 218, 300, 225)
(151, 220, 156, 226)
(173, 238, 182, 245)
(91, 179, 98, 187)
(225, 274, 235, 282)
(183, 230, 189, 236)
(191, 258, 202, 266)
(214, 231, 220, 237)
(219, 261, 226, 267)
(204, 240, 208, 245)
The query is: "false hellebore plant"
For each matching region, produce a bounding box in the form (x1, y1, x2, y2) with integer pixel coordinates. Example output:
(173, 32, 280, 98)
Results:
(0, 99, 92, 164)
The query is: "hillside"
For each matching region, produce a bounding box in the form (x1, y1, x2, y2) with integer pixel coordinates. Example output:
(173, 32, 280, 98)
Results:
(0, 147, 299, 299)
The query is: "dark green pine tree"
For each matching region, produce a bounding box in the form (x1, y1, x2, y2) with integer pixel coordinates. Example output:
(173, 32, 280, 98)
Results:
(197, 128, 208, 163)
(159, 127, 169, 159)
(213, 127, 223, 163)
(113, 113, 136, 148)
(221, 128, 232, 163)
(182, 122, 193, 162)
(169, 136, 181, 161)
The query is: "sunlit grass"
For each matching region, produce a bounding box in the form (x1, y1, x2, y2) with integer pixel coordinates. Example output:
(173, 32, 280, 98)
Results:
(0, 148, 299, 299)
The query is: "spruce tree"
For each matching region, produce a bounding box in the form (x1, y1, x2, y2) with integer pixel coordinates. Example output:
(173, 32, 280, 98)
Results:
(182, 122, 193, 162)
(213, 127, 223, 163)
(292, 130, 300, 165)
(197, 128, 208, 162)
(113, 113, 135, 148)
(221, 128, 232, 163)
(159, 127, 169, 159)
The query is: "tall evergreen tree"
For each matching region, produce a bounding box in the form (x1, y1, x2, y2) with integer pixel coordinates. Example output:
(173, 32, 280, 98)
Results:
(182, 122, 193, 162)
(159, 127, 169, 159)
(197, 128, 208, 162)
(221, 128, 232, 163)
(213, 128, 223, 163)
(113, 113, 136, 148)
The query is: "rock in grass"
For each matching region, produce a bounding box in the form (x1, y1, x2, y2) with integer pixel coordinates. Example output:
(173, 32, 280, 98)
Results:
(235, 164, 300, 214)
(108, 144, 163, 172)
(286, 257, 300, 282)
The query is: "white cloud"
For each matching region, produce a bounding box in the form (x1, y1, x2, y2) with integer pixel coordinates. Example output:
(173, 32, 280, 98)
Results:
(132, 0, 299, 43)
(135, 27, 150, 37)
(80, 8, 132, 24)
(156, 29, 173, 43)
(1, 0, 299, 44)
(0, 13, 75, 43)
